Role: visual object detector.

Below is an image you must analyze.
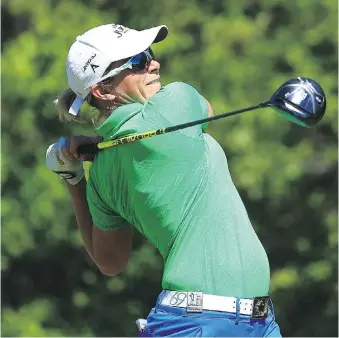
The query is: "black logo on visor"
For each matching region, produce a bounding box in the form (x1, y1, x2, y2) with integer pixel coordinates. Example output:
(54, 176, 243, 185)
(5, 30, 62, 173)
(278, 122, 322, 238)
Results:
(111, 24, 129, 38)
(83, 54, 97, 72)
(90, 64, 99, 73)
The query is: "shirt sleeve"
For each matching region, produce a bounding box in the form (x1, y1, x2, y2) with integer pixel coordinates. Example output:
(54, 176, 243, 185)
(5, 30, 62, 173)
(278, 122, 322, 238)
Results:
(86, 177, 129, 232)
(145, 82, 209, 137)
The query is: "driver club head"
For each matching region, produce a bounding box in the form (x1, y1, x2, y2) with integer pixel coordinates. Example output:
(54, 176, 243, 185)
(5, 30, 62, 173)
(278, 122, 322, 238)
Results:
(268, 77, 326, 127)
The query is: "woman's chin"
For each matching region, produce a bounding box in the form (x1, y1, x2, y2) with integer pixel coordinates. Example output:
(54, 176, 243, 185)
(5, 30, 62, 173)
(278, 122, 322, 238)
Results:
(147, 82, 162, 96)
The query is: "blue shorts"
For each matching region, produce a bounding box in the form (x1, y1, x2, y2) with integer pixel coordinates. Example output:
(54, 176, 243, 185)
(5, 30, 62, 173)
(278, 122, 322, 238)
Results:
(139, 291, 281, 337)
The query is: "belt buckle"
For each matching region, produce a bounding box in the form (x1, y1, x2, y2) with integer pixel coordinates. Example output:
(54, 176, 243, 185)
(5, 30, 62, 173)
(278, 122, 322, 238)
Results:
(251, 296, 269, 319)
(186, 292, 203, 313)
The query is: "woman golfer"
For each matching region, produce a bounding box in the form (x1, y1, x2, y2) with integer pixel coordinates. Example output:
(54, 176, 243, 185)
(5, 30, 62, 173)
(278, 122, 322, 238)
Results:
(46, 23, 281, 337)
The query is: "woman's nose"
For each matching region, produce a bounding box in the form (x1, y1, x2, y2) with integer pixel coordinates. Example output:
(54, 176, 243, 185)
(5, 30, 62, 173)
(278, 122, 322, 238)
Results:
(147, 59, 160, 73)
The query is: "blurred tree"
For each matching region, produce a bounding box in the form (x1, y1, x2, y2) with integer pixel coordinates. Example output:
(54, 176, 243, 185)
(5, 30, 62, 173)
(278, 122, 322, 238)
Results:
(1, 0, 337, 336)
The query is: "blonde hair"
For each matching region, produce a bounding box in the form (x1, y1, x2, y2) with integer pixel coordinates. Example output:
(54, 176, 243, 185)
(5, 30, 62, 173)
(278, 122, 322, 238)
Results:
(53, 87, 112, 127)
(54, 88, 78, 123)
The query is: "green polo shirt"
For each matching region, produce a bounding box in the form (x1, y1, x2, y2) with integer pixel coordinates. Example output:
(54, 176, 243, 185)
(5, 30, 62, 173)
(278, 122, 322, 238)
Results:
(87, 82, 270, 297)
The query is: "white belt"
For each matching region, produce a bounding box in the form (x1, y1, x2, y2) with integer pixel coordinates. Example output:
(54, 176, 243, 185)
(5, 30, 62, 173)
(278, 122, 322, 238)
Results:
(160, 291, 270, 317)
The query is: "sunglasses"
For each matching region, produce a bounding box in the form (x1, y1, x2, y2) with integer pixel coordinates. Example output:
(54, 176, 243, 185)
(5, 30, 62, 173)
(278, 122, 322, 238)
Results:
(98, 48, 155, 84)
(129, 48, 155, 71)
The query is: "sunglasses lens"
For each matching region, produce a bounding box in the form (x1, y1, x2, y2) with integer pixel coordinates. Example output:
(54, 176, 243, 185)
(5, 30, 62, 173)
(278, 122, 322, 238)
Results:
(130, 48, 155, 71)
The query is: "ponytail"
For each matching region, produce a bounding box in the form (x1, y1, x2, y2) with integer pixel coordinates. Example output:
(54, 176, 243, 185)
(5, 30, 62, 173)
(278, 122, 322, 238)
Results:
(53, 86, 115, 126)
(53, 88, 85, 123)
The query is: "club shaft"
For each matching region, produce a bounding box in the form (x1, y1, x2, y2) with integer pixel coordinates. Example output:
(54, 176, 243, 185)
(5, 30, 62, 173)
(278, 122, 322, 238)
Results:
(164, 103, 266, 133)
(78, 102, 268, 154)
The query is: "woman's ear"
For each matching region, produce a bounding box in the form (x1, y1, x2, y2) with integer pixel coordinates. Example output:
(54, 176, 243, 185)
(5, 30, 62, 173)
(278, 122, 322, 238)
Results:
(91, 84, 116, 101)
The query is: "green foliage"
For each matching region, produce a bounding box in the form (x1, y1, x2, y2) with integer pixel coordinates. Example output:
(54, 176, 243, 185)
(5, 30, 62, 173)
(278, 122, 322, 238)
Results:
(2, 0, 337, 336)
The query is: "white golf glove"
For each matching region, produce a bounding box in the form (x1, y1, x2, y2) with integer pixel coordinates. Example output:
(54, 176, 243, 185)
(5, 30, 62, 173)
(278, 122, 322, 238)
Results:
(46, 136, 85, 185)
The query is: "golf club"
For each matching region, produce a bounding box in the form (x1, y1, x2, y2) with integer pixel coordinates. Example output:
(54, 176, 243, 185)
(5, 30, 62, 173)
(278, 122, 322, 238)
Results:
(78, 77, 326, 155)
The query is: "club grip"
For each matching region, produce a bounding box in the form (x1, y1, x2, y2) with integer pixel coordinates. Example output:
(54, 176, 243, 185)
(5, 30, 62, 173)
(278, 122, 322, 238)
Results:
(78, 143, 99, 155)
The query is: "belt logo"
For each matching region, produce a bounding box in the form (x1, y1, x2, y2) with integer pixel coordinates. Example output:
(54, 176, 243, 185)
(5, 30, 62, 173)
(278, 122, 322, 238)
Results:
(168, 291, 203, 312)
(169, 292, 187, 306)
(251, 297, 269, 319)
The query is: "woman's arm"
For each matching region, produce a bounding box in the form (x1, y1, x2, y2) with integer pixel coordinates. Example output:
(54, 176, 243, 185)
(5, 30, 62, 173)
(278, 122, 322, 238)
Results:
(203, 97, 214, 118)
(66, 177, 95, 259)
(67, 177, 133, 276)
(47, 136, 133, 276)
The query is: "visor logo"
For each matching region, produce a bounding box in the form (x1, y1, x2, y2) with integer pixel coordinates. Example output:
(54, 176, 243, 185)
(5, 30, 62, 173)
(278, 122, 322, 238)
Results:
(90, 64, 99, 73)
(83, 54, 97, 72)
(112, 24, 129, 38)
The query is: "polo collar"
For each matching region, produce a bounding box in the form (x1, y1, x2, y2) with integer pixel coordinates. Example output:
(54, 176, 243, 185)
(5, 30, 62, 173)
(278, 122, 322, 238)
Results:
(97, 102, 144, 139)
